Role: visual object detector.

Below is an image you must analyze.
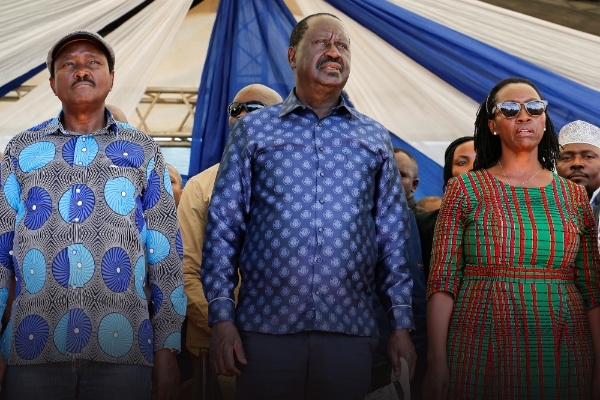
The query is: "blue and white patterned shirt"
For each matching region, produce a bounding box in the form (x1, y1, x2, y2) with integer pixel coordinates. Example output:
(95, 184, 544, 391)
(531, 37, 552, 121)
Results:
(202, 91, 414, 337)
(0, 110, 185, 366)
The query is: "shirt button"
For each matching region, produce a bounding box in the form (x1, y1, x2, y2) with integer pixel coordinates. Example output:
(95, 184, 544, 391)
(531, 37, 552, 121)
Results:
(123, 152, 128, 156)
(319, 147, 324, 151)
(81, 148, 87, 152)
(319, 199, 324, 204)
(77, 201, 83, 206)
(318, 228, 323, 232)
(76, 189, 81, 193)
(73, 218, 79, 222)
(74, 328, 80, 334)
(78, 162, 83, 165)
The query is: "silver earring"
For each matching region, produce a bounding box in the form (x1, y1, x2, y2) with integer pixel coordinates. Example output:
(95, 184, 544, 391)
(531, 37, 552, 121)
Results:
(493, 131, 498, 135)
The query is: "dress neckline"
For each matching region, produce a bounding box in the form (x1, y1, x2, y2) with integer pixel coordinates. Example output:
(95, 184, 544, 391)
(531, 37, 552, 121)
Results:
(483, 169, 555, 190)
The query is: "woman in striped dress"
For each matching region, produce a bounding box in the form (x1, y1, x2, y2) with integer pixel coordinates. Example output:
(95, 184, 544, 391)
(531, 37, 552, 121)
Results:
(423, 77, 600, 399)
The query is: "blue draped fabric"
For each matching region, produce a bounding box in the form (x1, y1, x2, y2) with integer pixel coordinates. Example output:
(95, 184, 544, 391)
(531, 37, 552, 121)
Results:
(325, 0, 600, 131)
(188, 0, 297, 177)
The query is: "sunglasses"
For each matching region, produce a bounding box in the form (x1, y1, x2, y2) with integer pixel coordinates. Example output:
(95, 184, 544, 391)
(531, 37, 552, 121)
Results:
(492, 100, 548, 118)
(227, 101, 266, 117)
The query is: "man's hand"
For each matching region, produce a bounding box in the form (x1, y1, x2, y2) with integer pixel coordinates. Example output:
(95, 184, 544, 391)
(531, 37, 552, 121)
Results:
(210, 321, 247, 376)
(388, 328, 416, 380)
(152, 348, 180, 400)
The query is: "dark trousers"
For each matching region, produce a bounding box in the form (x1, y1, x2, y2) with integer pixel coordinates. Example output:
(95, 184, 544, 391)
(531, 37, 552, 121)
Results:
(236, 331, 378, 400)
(5, 360, 152, 400)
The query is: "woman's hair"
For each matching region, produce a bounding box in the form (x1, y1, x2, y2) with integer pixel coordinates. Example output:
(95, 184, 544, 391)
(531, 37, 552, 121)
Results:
(473, 77, 559, 171)
(443, 136, 474, 190)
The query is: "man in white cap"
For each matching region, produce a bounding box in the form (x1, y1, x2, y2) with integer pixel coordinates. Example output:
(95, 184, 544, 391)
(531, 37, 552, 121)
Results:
(0, 31, 184, 399)
(557, 120, 600, 221)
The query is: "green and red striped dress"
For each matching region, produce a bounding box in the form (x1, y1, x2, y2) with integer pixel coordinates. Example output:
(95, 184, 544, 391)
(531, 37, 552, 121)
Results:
(428, 170, 600, 399)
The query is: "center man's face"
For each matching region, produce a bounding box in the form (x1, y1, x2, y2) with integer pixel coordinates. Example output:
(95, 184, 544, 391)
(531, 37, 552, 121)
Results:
(49, 40, 113, 108)
(290, 16, 351, 91)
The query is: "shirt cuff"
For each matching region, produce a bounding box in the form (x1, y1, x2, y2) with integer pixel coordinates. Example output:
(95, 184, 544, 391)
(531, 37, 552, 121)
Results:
(387, 305, 415, 331)
(207, 298, 236, 326)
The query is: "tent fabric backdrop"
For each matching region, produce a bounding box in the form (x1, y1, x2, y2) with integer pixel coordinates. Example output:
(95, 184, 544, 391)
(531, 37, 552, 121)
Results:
(389, 0, 600, 93)
(188, 0, 297, 177)
(0, 0, 192, 150)
(0, 0, 145, 97)
(325, 0, 600, 133)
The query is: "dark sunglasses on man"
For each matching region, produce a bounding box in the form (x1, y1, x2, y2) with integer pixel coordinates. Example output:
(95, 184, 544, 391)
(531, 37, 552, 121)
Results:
(227, 101, 267, 117)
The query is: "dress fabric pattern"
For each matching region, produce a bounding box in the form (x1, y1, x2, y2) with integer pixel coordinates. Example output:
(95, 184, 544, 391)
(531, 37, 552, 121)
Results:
(428, 170, 600, 399)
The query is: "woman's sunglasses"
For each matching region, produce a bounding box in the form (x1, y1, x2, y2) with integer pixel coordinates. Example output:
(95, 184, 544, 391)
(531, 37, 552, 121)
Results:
(227, 101, 267, 117)
(492, 100, 548, 118)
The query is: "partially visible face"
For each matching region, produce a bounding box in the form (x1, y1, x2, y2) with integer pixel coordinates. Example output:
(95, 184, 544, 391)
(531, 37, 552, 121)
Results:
(228, 86, 282, 128)
(557, 143, 600, 197)
(394, 152, 418, 199)
(289, 15, 351, 92)
(49, 40, 113, 108)
(488, 83, 546, 155)
(451, 140, 476, 178)
(167, 165, 183, 207)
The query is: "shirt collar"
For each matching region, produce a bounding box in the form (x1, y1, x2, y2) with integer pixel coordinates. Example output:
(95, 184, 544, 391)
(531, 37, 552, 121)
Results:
(279, 89, 364, 123)
(41, 108, 119, 137)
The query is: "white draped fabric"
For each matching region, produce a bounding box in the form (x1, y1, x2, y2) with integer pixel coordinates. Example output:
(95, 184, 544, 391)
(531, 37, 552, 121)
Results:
(294, 0, 479, 163)
(0, 0, 192, 150)
(0, 0, 144, 90)
(389, 0, 600, 92)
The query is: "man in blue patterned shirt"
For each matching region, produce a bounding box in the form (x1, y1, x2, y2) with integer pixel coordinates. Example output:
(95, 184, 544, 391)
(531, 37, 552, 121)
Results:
(202, 13, 415, 399)
(0, 31, 185, 400)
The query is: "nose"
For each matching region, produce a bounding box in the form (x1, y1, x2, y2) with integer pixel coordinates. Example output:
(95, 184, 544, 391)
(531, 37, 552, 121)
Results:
(571, 154, 584, 168)
(73, 62, 91, 78)
(237, 110, 248, 119)
(515, 104, 531, 122)
(324, 42, 341, 58)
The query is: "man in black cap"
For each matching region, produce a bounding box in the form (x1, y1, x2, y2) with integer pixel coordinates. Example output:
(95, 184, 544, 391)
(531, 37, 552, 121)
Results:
(0, 31, 184, 400)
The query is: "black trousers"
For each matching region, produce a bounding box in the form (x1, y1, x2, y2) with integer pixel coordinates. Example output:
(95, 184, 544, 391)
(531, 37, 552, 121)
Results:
(236, 331, 378, 400)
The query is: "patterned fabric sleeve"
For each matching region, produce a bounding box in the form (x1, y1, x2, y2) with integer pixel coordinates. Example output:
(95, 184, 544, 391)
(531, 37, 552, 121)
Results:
(573, 183, 600, 309)
(142, 143, 186, 352)
(0, 142, 18, 328)
(201, 121, 250, 327)
(373, 145, 414, 331)
(427, 176, 467, 299)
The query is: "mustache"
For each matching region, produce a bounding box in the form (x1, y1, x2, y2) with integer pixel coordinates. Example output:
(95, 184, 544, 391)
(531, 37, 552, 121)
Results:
(317, 56, 343, 72)
(72, 76, 95, 88)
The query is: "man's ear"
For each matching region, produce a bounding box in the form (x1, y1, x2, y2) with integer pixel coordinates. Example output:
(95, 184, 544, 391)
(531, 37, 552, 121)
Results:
(412, 178, 419, 193)
(288, 47, 297, 69)
(49, 77, 57, 96)
(109, 70, 114, 91)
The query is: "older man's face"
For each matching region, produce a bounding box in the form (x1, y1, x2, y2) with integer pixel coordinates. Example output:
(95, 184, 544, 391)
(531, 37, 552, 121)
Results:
(50, 40, 113, 108)
(290, 15, 350, 91)
(557, 143, 600, 197)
